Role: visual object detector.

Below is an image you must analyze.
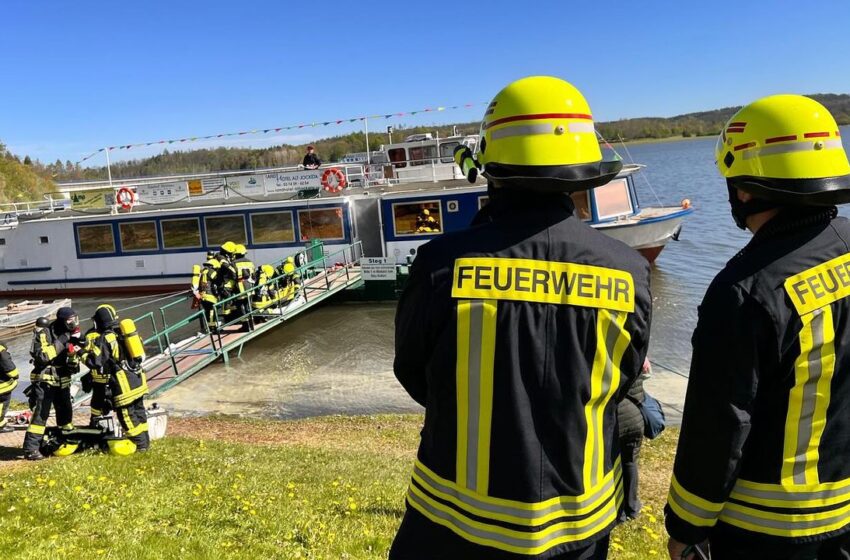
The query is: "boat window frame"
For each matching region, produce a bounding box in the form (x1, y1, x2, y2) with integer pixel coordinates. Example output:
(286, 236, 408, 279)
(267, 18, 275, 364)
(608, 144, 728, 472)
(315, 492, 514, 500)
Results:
(296, 207, 346, 242)
(408, 145, 437, 166)
(391, 199, 444, 238)
(387, 148, 408, 168)
(118, 220, 160, 252)
(591, 178, 635, 221)
(159, 217, 203, 250)
(439, 141, 460, 164)
(76, 223, 117, 256)
(478, 196, 489, 210)
(249, 210, 297, 246)
(203, 214, 248, 247)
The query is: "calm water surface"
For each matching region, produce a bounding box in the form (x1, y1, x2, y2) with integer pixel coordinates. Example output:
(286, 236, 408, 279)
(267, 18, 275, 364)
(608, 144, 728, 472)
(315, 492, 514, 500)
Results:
(4, 127, 848, 417)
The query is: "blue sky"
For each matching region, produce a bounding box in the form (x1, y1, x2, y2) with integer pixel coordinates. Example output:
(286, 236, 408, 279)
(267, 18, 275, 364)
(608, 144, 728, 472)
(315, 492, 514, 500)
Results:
(2, 0, 849, 165)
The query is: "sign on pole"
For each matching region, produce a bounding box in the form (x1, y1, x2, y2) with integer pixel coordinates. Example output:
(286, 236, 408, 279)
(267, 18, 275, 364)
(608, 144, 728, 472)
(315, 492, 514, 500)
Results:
(362, 257, 397, 281)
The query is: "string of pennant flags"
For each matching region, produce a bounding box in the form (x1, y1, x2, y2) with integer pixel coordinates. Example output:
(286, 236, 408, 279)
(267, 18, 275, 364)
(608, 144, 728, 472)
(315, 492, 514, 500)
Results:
(76, 101, 488, 165)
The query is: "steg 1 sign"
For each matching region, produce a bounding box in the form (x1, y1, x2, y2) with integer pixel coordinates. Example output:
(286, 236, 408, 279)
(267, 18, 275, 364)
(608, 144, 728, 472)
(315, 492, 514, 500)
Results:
(362, 257, 397, 281)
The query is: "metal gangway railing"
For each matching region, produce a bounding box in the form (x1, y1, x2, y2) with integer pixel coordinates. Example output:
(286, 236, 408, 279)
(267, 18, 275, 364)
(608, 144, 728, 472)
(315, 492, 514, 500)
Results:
(73, 241, 364, 405)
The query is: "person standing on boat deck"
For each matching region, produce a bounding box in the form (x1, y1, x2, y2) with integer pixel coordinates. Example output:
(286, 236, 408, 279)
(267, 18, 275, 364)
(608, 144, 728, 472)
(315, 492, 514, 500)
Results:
(22, 307, 81, 460)
(665, 95, 850, 560)
(390, 76, 652, 560)
(617, 357, 650, 522)
(87, 305, 149, 453)
(0, 342, 20, 433)
(302, 145, 321, 169)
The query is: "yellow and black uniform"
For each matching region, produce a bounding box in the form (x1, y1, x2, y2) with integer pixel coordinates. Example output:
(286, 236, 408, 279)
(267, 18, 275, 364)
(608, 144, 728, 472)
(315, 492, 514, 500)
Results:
(87, 305, 150, 451)
(22, 309, 80, 456)
(391, 73, 652, 560)
(199, 256, 222, 329)
(0, 342, 19, 432)
(80, 329, 110, 422)
(666, 95, 850, 557)
(232, 246, 255, 330)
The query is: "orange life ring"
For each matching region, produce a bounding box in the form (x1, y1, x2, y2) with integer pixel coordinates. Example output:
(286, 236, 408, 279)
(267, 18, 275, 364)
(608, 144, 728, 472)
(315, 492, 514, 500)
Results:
(116, 187, 136, 210)
(321, 168, 347, 193)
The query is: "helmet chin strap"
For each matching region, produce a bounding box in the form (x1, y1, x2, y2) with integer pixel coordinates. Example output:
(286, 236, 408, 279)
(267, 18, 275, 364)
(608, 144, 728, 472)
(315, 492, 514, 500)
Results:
(727, 184, 783, 230)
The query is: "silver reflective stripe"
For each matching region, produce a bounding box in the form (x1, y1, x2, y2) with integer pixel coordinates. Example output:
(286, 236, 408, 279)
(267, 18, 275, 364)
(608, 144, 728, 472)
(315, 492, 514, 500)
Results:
(490, 124, 552, 141)
(744, 139, 844, 160)
(732, 480, 850, 504)
(465, 300, 485, 491)
(568, 122, 595, 133)
(792, 308, 825, 484)
(668, 482, 721, 523)
(413, 460, 621, 522)
(407, 486, 619, 553)
(721, 503, 850, 533)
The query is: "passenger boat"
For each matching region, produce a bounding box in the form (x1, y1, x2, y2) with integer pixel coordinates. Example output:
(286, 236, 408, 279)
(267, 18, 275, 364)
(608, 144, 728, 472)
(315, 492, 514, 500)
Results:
(0, 298, 73, 336)
(0, 134, 692, 296)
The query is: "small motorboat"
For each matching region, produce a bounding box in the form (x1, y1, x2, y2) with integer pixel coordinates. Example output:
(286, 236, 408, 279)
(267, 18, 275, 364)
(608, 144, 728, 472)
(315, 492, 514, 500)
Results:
(0, 298, 72, 337)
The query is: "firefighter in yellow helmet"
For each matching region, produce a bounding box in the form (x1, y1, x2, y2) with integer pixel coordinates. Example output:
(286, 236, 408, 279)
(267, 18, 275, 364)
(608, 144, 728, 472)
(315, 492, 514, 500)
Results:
(0, 341, 19, 433)
(390, 76, 652, 560)
(665, 95, 850, 560)
(231, 244, 255, 331)
(85, 305, 149, 452)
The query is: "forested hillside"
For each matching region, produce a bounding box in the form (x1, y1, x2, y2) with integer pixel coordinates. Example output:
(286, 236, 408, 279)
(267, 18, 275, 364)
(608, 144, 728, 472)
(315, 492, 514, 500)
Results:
(0, 142, 55, 203)
(6, 93, 850, 189)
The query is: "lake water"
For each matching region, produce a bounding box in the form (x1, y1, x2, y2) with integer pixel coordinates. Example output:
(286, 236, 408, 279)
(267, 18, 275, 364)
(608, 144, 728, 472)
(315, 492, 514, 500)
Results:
(4, 127, 849, 418)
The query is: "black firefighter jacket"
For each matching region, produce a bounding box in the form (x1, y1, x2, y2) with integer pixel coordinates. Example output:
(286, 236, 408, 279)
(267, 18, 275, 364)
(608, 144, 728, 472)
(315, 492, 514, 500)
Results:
(392, 192, 652, 559)
(666, 209, 850, 546)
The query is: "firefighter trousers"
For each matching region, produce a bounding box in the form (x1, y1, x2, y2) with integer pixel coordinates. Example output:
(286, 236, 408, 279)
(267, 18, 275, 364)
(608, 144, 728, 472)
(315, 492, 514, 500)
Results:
(89, 382, 111, 420)
(0, 390, 11, 428)
(117, 399, 149, 451)
(23, 383, 73, 452)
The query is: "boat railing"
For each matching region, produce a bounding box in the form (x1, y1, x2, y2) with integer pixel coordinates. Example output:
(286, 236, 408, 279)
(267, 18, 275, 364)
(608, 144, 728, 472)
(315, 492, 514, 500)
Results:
(127, 241, 363, 392)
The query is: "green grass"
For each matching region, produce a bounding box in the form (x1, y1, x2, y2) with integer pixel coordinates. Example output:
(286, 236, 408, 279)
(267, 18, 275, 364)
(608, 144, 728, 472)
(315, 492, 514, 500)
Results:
(0, 415, 677, 559)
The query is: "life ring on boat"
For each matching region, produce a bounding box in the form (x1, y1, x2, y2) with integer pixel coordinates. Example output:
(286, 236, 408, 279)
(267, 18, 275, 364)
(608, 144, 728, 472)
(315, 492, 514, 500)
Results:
(321, 168, 347, 193)
(116, 187, 136, 210)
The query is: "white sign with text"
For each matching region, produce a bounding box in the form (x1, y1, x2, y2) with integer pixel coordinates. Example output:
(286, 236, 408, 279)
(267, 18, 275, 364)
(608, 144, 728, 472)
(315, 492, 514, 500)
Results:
(362, 257, 397, 281)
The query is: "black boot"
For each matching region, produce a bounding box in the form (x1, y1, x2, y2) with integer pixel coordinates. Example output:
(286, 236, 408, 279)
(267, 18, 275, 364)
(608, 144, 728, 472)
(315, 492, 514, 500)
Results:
(25, 450, 46, 461)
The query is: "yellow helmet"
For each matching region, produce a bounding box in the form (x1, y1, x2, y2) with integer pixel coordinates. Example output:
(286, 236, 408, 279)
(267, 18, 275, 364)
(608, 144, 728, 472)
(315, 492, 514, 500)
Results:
(285, 256, 295, 264)
(261, 264, 275, 277)
(53, 442, 79, 457)
(106, 438, 137, 456)
(220, 241, 237, 255)
(716, 94, 850, 205)
(476, 76, 622, 192)
(234, 244, 247, 257)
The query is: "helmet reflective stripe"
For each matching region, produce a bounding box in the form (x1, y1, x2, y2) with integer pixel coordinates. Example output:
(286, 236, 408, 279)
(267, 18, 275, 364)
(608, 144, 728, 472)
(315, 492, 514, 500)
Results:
(743, 139, 843, 161)
(489, 124, 553, 141)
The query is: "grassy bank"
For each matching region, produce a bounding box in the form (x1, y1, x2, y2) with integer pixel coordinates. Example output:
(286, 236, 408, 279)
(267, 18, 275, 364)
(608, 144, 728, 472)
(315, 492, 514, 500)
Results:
(0, 415, 676, 559)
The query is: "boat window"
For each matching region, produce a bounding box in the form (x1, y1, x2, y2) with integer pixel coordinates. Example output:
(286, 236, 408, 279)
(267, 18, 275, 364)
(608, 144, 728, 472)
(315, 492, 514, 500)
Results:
(388, 148, 407, 168)
(478, 196, 489, 210)
(0, 238, 5, 246)
(409, 145, 437, 166)
(250, 211, 296, 244)
(77, 224, 115, 255)
(119, 221, 159, 251)
(298, 207, 345, 241)
(392, 200, 443, 236)
(39, 236, 49, 244)
(160, 218, 202, 249)
(570, 192, 592, 221)
(204, 215, 247, 247)
(593, 179, 633, 220)
(440, 142, 459, 163)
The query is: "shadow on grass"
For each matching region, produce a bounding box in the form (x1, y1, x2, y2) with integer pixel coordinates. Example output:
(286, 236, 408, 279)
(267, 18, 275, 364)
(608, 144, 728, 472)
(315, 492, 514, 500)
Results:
(0, 446, 23, 461)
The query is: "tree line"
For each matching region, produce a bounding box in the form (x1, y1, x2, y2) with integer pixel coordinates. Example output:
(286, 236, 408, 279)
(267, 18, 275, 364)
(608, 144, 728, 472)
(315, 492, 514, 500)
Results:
(2, 93, 849, 200)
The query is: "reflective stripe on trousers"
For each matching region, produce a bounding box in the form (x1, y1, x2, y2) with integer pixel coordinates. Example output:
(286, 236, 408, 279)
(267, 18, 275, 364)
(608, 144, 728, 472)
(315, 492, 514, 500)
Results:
(583, 309, 630, 491)
(782, 306, 836, 486)
(455, 299, 497, 494)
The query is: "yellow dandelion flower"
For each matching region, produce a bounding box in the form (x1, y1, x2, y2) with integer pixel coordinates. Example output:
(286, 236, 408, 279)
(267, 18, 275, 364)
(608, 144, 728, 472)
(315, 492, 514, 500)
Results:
(48, 480, 56, 487)
(82, 504, 91, 510)
(286, 482, 295, 490)
(74, 486, 83, 492)
(54, 503, 62, 510)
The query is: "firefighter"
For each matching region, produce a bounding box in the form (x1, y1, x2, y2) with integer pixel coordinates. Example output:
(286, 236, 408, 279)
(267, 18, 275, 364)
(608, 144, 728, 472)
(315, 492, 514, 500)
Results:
(665, 95, 850, 560)
(80, 327, 110, 426)
(198, 252, 222, 331)
(232, 244, 255, 331)
(0, 341, 19, 433)
(22, 308, 81, 461)
(415, 208, 440, 233)
(390, 76, 652, 560)
(86, 305, 149, 453)
(277, 256, 300, 302)
(213, 242, 238, 323)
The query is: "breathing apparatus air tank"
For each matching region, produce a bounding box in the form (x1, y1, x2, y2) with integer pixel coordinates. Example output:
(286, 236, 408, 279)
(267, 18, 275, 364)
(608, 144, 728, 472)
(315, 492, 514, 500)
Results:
(119, 318, 145, 361)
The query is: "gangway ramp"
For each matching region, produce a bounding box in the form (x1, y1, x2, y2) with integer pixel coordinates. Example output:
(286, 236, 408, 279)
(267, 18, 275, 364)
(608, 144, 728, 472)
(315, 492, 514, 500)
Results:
(74, 242, 363, 405)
